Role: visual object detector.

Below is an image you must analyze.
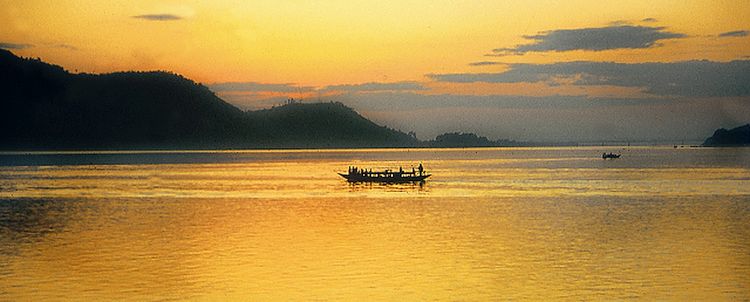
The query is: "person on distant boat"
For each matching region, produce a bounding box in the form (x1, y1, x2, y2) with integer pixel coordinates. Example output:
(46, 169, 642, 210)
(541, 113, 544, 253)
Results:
(418, 163, 423, 176)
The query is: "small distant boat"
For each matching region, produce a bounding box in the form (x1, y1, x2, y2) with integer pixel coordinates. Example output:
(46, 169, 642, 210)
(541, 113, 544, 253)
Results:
(602, 152, 621, 159)
(339, 165, 430, 183)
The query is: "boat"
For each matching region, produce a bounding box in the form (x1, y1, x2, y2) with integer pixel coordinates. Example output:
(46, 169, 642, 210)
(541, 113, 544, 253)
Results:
(602, 152, 621, 159)
(339, 165, 431, 183)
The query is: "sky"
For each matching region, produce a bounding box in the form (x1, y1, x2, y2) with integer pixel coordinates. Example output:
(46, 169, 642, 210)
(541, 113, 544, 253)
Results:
(2, 0, 749, 142)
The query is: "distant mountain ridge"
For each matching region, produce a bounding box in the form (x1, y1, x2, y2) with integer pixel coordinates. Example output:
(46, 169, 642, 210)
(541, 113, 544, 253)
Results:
(703, 124, 750, 146)
(426, 132, 524, 148)
(0, 49, 417, 149)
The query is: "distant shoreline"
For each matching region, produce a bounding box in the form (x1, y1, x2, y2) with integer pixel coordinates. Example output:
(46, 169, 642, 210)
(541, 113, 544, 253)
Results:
(0, 144, 736, 155)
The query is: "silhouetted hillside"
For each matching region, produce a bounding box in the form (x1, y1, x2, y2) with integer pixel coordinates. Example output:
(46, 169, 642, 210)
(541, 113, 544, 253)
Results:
(248, 102, 416, 147)
(703, 124, 750, 146)
(0, 49, 416, 149)
(427, 132, 526, 147)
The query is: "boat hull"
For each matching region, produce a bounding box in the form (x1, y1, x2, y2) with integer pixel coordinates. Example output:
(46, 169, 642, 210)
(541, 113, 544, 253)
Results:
(338, 173, 430, 183)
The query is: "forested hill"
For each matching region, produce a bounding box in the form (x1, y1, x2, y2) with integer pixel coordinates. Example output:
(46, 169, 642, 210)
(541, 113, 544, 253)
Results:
(0, 49, 417, 149)
(247, 102, 416, 148)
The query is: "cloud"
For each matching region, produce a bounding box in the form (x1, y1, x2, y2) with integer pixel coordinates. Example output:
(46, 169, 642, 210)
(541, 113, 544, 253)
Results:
(469, 61, 502, 66)
(492, 25, 685, 55)
(333, 91, 661, 111)
(641, 18, 658, 23)
(718, 30, 749, 38)
(429, 60, 750, 97)
(54, 44, 78, 50)
(0, 42, 32, 50)
(43, 43, 78, 51)
(322, 81, 427, 92)
(132, 14, 183, 21)
(608, 20, 632, 26)
(208, 82, 315, 93)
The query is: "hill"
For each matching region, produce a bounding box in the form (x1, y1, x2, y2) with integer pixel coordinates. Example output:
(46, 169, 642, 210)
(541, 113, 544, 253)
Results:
(0, 49, 417, 149)
(248, 102, 415, 148)
(426, 132, 527, 148)
(703, 124, 750, 146)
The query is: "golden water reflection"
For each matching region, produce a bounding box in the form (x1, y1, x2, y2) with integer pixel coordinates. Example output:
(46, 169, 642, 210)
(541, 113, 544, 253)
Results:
(1, 196, 748, 300)
(0, 147, 749, 300)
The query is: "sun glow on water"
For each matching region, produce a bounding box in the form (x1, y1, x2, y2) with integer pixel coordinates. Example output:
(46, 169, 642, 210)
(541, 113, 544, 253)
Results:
(1, 147, 749, 300)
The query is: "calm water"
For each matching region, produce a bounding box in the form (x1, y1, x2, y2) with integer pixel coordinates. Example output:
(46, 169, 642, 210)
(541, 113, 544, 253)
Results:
(1, 147, 749, 300)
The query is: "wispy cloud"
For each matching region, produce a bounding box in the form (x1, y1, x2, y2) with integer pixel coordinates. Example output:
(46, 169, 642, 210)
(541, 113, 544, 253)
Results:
(48, 43, 78, 51)
(718, 30, 749, 38)
(209, 82, 315, 93)
(608, 20, 632, 26)
(322, 81, 427, 93)
(492, 25, 685, 55)
(132, 14, 183, 21)
(468, 61, 502, 66)
(429, 60, 750, 97)
(0, 42, 33, 50)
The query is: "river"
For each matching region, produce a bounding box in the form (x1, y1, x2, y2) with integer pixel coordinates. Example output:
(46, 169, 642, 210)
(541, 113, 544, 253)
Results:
(1, 147, 749, 300)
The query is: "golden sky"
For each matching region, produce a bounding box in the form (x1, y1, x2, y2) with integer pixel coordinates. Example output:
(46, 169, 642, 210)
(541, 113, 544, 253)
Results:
(2, 0, 748, 85)
(2, 0, 749, 141)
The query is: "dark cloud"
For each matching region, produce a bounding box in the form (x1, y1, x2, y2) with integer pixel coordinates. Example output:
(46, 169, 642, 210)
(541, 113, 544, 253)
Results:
(132, 14, 183, 21)
(718, 30, 749, 38)
(209, 82, 315, 93)
(0, 42, 32, 50)
(492, 25, 685, 55)
(469, 61, 502, 66)
(429, 60, 750, 97)
(322, 81, 426, 92)
(641, 18, 658, 23)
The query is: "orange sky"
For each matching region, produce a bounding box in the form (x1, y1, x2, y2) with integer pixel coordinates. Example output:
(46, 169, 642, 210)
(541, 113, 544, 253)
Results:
(1, 0, 748, 86)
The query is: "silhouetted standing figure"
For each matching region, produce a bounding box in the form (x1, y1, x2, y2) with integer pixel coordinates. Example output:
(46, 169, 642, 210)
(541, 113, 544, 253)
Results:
(418, 163, 423, 176)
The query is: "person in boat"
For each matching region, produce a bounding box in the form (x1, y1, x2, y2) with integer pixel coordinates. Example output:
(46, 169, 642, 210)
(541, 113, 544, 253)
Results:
(418, 163, 423, 176)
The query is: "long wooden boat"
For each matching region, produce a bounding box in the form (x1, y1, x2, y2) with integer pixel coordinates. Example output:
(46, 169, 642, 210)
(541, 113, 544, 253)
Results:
(339, 167, 430, 183)
(602, 152, 621, 159)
